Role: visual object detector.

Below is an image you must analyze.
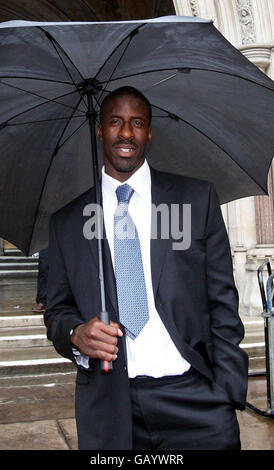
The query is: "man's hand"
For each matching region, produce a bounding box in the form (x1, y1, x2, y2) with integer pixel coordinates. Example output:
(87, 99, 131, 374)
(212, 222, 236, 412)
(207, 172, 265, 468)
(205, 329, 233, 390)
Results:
(70, 317, 123, 362)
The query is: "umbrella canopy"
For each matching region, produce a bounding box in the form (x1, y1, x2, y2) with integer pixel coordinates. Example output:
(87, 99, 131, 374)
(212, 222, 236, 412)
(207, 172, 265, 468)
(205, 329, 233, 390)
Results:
(0, 16, 273, 255)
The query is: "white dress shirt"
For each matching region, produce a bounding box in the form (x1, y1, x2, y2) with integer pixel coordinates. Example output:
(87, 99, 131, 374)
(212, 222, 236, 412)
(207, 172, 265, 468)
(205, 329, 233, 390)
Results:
(101, 160, 190, 378)
(74, 160, 190, 377)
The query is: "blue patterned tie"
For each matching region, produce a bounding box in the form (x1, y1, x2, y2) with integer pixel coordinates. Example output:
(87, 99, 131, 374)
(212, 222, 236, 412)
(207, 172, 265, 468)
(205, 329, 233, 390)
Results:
(114, 184, 149, 340)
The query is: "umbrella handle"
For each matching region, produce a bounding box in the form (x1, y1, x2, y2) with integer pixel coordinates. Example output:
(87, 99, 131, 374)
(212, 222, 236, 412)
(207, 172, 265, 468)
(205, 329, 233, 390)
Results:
(100, 310, 113, 374)
(101, 359, 113, 374)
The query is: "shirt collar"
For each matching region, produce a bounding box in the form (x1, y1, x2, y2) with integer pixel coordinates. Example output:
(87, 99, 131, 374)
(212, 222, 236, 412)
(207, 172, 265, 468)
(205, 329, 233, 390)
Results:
(102, 159, 151, 201)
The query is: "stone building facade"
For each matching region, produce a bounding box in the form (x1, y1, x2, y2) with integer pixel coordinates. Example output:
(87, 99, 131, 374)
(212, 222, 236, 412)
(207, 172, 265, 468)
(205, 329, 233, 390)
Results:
(174, 0, 274, 316)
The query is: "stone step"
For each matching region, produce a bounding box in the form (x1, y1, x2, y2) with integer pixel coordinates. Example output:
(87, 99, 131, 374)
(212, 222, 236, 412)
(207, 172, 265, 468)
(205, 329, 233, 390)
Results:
(0, 309, 41, 317)
(0, 257, 38, 264)
(0, 263, 38, 271)
(0, 278, 37, 286)
(241, 319, 265, 351)
(2, 249, 25, 257)
(240, 342, 265, 357)
(241, 332, 265, 344)
(0, 315, 44, 327)
(0, 346, 74, 376)
(243, 319, 267, 374)
(0, 333, 50, 349)
(243, 320, 264, 331)
(0, 371, 76, 388)
(0, 376, 75, 424)
(248, 356, 266, 375)
(0, 326, 46, 337)
(0, 323, 49, 348)
(0, 323, 49, 349)
(0, 345, 62, 362)
(0, 270, 38, 278)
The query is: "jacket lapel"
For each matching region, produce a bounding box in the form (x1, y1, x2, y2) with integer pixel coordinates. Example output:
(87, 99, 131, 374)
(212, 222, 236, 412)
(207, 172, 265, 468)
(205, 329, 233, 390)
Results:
(150, 167, 174, 300)
(83, 187, 118, 316)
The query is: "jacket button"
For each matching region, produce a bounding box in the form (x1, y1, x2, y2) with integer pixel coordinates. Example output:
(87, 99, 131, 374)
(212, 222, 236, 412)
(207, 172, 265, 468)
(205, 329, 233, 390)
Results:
(124, 366, 127, 372)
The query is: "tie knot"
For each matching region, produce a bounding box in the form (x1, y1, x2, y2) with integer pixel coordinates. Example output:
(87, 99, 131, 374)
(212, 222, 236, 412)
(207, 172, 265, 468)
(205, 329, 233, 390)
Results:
(116, 184, 134, 204)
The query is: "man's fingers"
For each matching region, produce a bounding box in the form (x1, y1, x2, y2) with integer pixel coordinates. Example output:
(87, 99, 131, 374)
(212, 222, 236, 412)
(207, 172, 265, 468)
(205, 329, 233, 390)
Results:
(100, 321, 123, 337)
(81, 345, 117, 362)
(93, 350, 118, 362)
(85, 327, 119, 345)
(87, 319, 123, 338)
(89, 339, 119, 356)
(110, 321, 124, 336)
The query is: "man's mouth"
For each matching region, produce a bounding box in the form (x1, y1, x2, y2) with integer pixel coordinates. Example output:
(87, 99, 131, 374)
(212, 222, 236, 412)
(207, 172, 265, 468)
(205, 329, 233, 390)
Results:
(114, 144, 137, 157)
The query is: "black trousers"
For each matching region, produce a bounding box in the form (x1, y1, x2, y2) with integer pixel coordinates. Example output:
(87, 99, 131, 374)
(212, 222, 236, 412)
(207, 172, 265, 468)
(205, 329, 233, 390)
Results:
(36, 248, 49, 305)
(129, 368, 241, 450)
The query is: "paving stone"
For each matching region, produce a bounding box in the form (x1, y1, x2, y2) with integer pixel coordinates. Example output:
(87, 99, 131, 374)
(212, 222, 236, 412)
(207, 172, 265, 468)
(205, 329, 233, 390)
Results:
(0, 420, 69, 450)
(0, 371, 76, 387)
(238, 376, 274, 450)
(58, 418, 78, 450)
(238, 407, 274, 450)
(0, 381, 75, 424)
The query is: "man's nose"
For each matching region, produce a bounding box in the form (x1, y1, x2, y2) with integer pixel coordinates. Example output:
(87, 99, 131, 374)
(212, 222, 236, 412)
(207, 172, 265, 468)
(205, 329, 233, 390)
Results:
(119, 122, 134, 140)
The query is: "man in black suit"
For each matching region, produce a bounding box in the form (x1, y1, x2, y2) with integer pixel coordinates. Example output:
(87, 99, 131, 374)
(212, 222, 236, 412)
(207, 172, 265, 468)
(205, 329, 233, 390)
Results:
(32, 248, 49, 313)
(44, 86, 248, 450)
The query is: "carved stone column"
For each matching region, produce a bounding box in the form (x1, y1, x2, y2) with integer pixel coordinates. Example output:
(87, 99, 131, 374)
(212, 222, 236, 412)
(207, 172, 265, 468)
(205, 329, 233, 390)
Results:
(240, 44, 272, 71)
(224, 197, 257, 308)
(254, 172, 274, 244)
(239, 45, 274, 246)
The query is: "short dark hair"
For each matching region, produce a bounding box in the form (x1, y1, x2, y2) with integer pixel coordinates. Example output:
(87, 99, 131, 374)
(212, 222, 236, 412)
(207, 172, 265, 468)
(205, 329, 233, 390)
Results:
(99, 86, 152, 125)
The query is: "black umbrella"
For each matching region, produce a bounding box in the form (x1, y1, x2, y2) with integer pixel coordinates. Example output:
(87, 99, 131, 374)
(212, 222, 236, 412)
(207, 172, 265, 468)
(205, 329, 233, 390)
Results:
(0, 16, 273, 256)
(1, 15, 273, 373)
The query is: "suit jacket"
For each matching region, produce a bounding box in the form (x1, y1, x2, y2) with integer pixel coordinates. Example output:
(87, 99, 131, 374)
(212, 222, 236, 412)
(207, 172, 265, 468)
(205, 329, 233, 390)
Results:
(44, 167, 248, 450)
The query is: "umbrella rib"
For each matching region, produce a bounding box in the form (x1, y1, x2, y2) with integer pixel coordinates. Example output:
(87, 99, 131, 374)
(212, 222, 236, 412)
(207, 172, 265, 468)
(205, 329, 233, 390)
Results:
(152, 103, 268, 194)
(97, 67, 274, 92)
(92, 93, 102, 121)
(51, 95, 86, 154)
(27, 95, 85, 254)
(97, 34, 135, 103)
(36, 27, 88, 111)
(93, 23, 146, 82)
(44, 39, 80, 89)
(6, 115, 85, 126)
(36, 26, 85, 83)
(0, 79, 86, 112)
(57, 118, 88, 150)
(0, 85, 86, 128)
(0, 76, 73, 85)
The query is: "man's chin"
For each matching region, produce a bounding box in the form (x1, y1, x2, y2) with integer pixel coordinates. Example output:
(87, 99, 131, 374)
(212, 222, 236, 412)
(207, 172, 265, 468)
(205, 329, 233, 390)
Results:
(113, 156, 145, 174)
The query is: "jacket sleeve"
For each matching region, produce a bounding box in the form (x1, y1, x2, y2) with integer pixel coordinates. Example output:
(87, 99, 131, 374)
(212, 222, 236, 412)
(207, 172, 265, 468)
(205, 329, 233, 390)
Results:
(205, 184, 248, 410)
(44, 214, 85, 364)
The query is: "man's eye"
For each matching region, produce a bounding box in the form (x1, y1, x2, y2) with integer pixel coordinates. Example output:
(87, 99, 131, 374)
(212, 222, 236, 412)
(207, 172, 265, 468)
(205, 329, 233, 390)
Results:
(134, 120, 144, 126)
(111, 119, 119, 125)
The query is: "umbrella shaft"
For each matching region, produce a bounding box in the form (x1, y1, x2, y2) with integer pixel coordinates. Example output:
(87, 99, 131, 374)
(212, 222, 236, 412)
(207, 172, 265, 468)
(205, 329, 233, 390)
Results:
(87, 90, 107, 315)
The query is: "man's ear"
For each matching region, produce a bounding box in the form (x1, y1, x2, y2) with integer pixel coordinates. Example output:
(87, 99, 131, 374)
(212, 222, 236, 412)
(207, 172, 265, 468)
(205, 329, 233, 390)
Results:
(97, 124, 102, 141)
(148, 127, 152, 141)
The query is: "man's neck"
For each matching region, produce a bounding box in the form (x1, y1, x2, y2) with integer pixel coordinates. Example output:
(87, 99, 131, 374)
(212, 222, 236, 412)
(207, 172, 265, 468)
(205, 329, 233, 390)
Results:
(104, 159, 146, 183)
